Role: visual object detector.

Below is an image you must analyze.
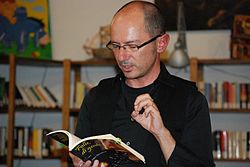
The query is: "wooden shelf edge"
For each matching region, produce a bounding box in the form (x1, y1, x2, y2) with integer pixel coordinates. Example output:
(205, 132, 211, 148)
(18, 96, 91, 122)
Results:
(0, 55, 62, 67)
(214, 158, 250, 162)
(72, 58, 168, 67)
(209, 108, 250, 113)
(196, 58, 250, 65)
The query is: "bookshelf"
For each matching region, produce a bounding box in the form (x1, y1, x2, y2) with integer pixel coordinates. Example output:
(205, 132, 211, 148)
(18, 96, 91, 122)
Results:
(0, 55, 66, 167)
(190, 58, 250, 165)
(2, 56, 249, 167)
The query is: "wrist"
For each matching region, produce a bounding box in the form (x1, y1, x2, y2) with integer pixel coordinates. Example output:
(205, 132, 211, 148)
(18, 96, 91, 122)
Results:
(154, 127, 176, 160)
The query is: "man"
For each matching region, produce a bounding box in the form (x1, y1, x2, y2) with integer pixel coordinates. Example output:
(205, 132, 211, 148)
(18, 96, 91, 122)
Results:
(70, 1, 215, 167)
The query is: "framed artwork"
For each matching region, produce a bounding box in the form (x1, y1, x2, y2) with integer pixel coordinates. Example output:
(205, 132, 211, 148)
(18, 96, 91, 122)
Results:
(0, 0, 52, 59)
(155, 0, 250, 31)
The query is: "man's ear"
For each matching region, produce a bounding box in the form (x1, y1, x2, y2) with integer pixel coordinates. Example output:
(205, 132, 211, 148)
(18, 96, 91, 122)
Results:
(157, 33, 169, 53)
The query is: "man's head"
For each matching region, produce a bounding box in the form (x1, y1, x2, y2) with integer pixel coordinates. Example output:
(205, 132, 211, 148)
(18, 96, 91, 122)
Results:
(108, 1, 169, 87)
(115, 1, 166, 36)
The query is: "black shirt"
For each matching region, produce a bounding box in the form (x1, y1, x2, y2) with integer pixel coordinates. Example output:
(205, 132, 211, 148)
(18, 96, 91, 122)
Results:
(75, 63, 215, 167)
(110, 82, 155, 166)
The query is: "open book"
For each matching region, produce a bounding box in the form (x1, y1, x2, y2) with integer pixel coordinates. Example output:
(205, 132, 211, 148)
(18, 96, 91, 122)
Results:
(46, 130, 145, 166)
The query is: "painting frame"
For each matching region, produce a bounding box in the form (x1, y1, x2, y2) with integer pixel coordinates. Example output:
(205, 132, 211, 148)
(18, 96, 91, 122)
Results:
(155, 0, 250, 31)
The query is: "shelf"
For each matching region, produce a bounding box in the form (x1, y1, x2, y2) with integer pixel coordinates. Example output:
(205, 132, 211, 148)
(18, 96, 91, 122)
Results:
(68, 108, 250, 115)
(72, 58, 168, 67)
(72, 58, 117, 66)
(0, 106, 62, 113)
(214, 158, 250, 162)
(0, 155, 62, 164)
(0, 55, 62, 67)
(196, 58, 250, 65)
(210, 108, 250, 113)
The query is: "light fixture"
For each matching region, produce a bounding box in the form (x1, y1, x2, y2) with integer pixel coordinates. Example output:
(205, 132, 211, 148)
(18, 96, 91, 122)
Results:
(168, 1, 189, 68)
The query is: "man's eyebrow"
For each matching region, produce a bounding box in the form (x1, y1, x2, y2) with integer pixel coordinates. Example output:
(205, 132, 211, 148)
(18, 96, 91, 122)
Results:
(111, 39, 141, 44)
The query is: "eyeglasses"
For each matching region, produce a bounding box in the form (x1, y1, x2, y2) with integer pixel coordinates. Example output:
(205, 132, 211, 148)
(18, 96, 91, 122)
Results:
(106, 34, 163, 52)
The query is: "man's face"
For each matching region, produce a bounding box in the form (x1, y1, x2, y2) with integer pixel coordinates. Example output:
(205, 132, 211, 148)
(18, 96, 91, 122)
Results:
(110, 10, 158, 81)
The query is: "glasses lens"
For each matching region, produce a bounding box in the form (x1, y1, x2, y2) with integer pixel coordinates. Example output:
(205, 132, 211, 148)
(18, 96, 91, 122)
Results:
(127, 44, 139, 52)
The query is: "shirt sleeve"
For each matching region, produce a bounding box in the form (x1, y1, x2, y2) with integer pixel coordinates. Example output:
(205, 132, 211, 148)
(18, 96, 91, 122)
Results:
(168, 92, 215, 167)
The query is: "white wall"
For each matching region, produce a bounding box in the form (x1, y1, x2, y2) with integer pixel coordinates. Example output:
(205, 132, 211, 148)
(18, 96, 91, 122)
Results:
(49, 0, 150, 60)
(49, 0, 230, 61)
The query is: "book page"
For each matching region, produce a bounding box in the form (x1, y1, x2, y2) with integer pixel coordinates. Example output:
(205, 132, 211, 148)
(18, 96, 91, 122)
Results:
(47, 130, 81, 149)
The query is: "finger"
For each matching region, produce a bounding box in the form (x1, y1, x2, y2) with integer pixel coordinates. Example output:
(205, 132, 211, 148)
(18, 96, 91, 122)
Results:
(134, 93, 152, 106)
(134, 98, 154, 112)
(82, 160, 91, 167)
(69, 152, 84, 167)
(143, 105, 154, 118)
(92, 160, 100, 167)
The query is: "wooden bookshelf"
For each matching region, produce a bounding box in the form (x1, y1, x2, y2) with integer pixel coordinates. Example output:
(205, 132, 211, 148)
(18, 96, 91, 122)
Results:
(0, 55, 65, 167)
(190, 57, 250, 164)
(2, 56, 249, 167)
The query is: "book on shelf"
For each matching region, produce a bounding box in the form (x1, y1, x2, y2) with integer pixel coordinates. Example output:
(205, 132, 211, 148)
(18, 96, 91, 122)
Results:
(14, 84, 59, 108)
(35, 85, 57, 108)
(198, 81, 250, 110)
(47, 130, 145, 166)
(74, 82, 94, 108)
(0, 77, 6, 107)
(212, 130, 250, 160)
(0, 127, 7, 156)
(43, 86, 60, 107)
(17, 85, 32, 107)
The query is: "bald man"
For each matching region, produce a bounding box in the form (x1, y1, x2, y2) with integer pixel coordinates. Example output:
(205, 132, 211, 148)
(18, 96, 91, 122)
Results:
(70, 1, 215, 167)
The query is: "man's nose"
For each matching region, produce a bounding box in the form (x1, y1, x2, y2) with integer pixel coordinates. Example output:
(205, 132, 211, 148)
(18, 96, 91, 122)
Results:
(116, 47, 130, 60)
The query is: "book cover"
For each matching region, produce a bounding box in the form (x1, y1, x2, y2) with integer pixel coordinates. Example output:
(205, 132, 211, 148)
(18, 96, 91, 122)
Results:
(47, 130, 145, 166)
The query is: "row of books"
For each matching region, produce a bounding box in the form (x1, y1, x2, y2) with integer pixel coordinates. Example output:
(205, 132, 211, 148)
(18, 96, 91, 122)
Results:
(212, 130, 250, 160)
(198, 81, 250, 109)
(73, 81, 93, 108)
(0, 127, 63, 158)
(0, 77, 60, 108)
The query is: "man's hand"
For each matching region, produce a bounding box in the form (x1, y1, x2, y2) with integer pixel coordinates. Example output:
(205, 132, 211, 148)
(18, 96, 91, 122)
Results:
(131, 93, 176, 161)
(69, 153, 106, 167)
(131, 93, 165, 136)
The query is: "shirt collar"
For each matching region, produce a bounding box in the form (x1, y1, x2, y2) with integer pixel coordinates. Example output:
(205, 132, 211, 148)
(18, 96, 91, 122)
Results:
(114, 61, 175, 88)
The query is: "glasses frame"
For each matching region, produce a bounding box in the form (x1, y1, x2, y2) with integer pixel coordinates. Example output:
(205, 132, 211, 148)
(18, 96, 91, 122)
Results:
(106, 33, 163, 52)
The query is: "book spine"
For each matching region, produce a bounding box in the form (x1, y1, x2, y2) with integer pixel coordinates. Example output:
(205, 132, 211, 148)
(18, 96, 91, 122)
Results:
(247, 83, 250, 109)
(23, 86, 38, 107)
(217, 81, 223, 109)
(235, 83, 241, 109)
(33, 85, 50, 108)
(240, 131, 247, 160)
(30, 86, 44, 108)
(16, 85, 32, 107)
(240, 83, 247, 109)
(223, 82, 229, 109)
(0, 77, 5, 107)
(44, 86, 59, 107)
(0, 127, 7, 156)
(213, 130, 221, 159)
(74, 82, 85, 108)
(220, 130, 228, 159)
(36, 85, 56, 108)
(247, 131, 250, 159)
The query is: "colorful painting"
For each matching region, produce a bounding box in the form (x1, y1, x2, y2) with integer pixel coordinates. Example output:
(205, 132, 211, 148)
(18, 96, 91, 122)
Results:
(0, 0, 52, 59)
(155, 0, 250, 31)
